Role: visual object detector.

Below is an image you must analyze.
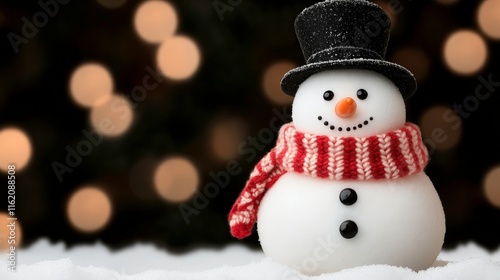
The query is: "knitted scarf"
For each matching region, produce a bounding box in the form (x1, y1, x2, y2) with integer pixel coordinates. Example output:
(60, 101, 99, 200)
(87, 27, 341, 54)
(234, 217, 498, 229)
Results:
(228, 122, 429, 239)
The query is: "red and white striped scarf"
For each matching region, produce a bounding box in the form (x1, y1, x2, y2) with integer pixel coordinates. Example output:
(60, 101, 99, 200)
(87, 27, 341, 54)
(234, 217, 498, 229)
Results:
(228, 122, 429, 239)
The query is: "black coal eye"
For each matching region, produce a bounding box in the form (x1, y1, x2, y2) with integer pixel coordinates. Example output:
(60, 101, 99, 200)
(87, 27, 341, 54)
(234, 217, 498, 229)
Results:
(323, 90, 334, 101)
(357, 89, 368, 100)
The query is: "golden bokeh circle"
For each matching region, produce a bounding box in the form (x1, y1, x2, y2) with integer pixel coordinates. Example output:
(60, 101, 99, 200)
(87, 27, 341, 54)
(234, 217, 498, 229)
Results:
(262, 61, 296, 105)
(0, 212, 23, 251)
(154, 157, 199, 203)
(157, 36, 201, 80)
(443, 29, 488, 76)
(67, 186, 113, 233)
(0, 128, 32, 172)
(483, 166, 500, 208)
(134, 0, 178, 44)
(69, 63, 114, 108)
(89, 94, 134, 137)
(477, 0, 500, 40)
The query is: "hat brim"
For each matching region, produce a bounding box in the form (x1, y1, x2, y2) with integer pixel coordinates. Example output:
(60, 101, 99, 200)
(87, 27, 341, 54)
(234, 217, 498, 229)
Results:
(281, 58, 417, 99)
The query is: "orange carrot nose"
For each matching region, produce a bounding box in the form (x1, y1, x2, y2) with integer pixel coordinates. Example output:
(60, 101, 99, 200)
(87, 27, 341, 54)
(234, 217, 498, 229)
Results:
(335, 97, 357, 118)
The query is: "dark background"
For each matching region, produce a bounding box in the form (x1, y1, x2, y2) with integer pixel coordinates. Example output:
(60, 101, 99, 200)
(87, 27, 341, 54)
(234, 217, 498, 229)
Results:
(1, 0, 499, 254)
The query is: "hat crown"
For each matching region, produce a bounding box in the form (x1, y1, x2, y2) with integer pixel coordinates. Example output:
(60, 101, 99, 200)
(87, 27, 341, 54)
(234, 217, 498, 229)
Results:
(281, 0, 417, 99)
(295, 0, 391, 63)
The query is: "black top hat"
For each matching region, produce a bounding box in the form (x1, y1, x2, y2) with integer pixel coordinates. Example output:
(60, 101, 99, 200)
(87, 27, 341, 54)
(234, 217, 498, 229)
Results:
(281, 0, 417, 99)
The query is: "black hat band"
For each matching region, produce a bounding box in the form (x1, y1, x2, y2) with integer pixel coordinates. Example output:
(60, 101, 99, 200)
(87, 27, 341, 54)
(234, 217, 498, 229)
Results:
(307, 47, 383, 64)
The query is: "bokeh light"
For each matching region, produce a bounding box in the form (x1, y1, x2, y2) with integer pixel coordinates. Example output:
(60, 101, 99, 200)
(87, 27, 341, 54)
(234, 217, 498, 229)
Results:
(133, 0, 178, 44)
(89, 94, 134, 137)
(443, 29, 488, 76)
(483, 166, 500, 208)
(477, 0, 500, 40)
(96, 0, 127, 9)
(157, 35, 201, 80)
(262, 61, 296, 105)
(420, 105, 462, 152)
(69, 62, 114, 108)
(0, 127, 32, 172)
(210, 117, 248, 161)
(0, 212, 23, 251)
(391, 47, 430, 83)
(67, 186, 112, 233)
(154, 157, 199, 203)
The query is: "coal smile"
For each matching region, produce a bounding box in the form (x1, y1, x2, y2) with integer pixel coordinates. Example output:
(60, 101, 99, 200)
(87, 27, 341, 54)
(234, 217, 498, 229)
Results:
(317, 116, 374, 132)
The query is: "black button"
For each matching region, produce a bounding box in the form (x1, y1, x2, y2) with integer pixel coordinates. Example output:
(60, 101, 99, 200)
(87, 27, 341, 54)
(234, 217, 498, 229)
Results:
(339, 220, 358, 239)
(339, 188, 357, 205)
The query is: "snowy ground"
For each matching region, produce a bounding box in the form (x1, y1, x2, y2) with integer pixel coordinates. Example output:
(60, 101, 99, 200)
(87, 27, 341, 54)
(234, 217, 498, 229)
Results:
(1, 238, 500, 279)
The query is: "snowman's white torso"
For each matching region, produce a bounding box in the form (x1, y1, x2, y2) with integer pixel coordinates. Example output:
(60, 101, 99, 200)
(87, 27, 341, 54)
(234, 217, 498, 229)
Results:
(257, 172, 445, 275)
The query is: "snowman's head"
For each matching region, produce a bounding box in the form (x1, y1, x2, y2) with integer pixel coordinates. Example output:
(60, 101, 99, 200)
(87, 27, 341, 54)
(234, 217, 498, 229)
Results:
(291, 69, 406, 138)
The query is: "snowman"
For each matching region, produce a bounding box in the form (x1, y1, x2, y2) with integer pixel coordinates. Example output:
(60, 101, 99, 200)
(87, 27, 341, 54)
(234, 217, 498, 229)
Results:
(228, 0, 445, 276)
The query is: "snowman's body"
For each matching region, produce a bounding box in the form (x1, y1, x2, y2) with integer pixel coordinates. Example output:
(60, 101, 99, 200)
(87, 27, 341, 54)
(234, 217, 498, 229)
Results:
(256, 69, 446, 275)
(258, 172, 445, 275)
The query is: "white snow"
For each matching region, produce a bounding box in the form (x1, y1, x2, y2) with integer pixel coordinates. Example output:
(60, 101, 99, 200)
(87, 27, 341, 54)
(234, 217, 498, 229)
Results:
(1, 238, 500, 280)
